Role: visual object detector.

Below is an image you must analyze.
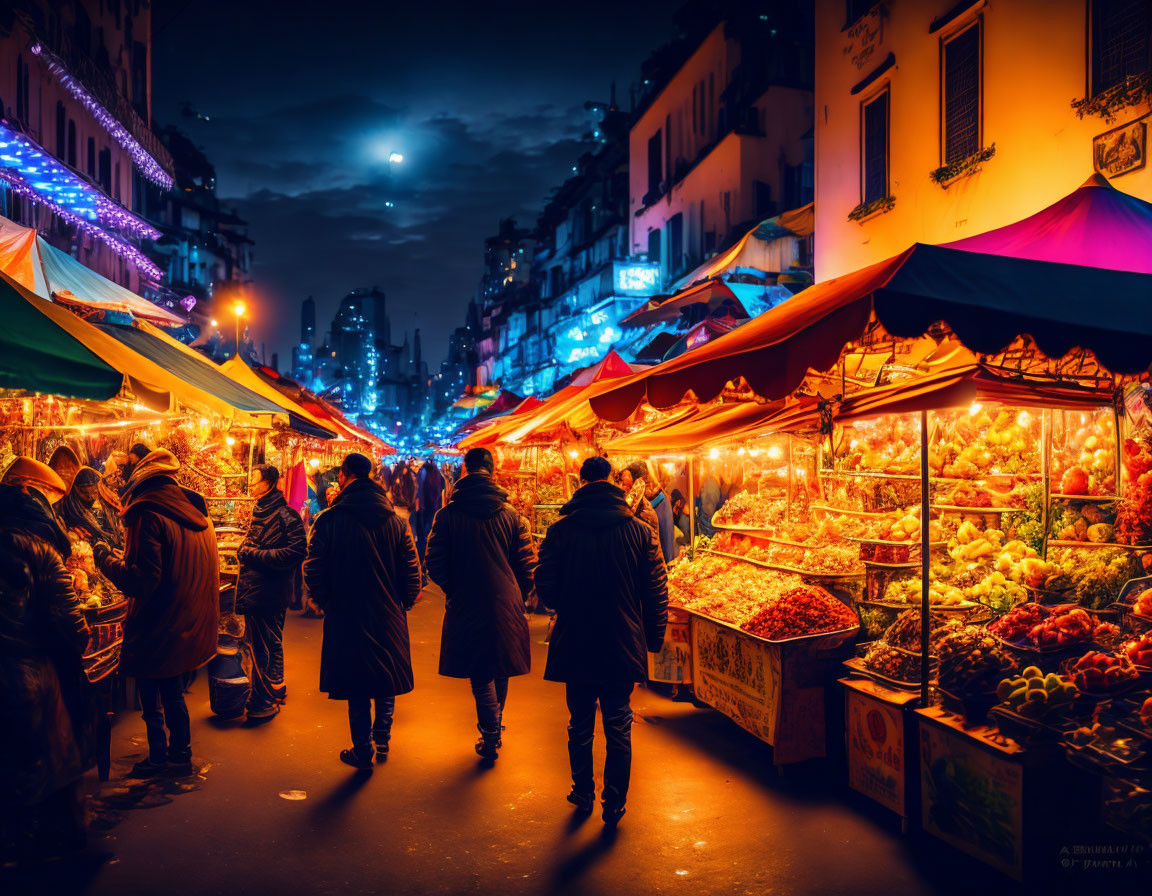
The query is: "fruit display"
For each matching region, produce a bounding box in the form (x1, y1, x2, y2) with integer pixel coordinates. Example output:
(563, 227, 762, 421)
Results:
(882, 575, 971, 608)
(1050, 410, 1117, 495)
(995, 666, 1079, 718)
(988, 604, 1094, 649)
(936, 626, 1019, 696)
(1050, 500, 1118, 543)
(1133, 587, 1152, 618)
(667, 554, 801, 625)
(1048, 546, 1137, 610)
(1121, 631, 1152, 669)
(862, 643, 931, 683)
(161, 427, 246, 498)
(740, 585, 858, 640)
(882, 608, 948, 652)
(1092, 621, 1122, 648)
(835, 414, 921, 474)
(713, 490, 788, 529)
(1067, 651, 1141, 694)
(1114, 438, 1152, 545)
(930, 408, 1040, 482)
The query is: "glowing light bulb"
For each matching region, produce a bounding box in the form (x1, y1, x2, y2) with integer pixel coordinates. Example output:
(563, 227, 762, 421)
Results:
(766, 445, 783, 461)
(309, 458, 320, 469)
(198, 418, 208, 427)
(567, 449, 578, 459)
(233, 302, 246, 317)
(225, 436, 236, 446)
(708, 448, 720, 460)
(968, 402, 983, 416)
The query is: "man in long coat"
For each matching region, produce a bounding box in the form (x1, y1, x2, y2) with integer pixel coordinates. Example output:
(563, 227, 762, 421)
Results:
(0, 469, 91, 862)
(425, 447, 535, 760)
(95, 449, 219, 778)
(536, 456, 668, 826)
(304, 453, 423, 769)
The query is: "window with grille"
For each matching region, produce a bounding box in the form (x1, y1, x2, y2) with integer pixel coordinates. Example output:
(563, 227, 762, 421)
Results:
(1091, 0, 1152, 96)
(943, 22, 981, 164)
(861, 88, 889, 204)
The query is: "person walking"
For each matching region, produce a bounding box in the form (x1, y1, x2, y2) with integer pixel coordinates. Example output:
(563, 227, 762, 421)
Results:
(303, 453, 422, 770)
(535, 456, 668, 826)
(413, 457, 446, 562)
(0, 466, 92, 863)
(391, 460, 418, 523)
(425, 447, 535, 761)
(236, 464, 306, 724)
(94, 449, 219, 778)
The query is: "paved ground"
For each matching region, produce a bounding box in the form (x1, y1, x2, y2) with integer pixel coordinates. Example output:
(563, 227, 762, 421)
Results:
(12, 586, 1029, 896)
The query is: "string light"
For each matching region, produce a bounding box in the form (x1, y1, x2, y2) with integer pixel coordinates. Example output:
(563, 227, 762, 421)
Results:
(30, 43, 174, 189)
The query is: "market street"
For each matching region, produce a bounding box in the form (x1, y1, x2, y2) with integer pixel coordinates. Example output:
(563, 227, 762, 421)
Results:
(33, 586, 997, 896)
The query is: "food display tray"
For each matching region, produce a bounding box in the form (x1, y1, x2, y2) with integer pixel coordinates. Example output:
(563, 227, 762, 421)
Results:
(683, 607, 859, 647)
(1048, 540, 1150, 551)
(867, 598, 981, 614)
(989, 706, 1076, 743)
(843, 656, 926, 692)
(1049, 494, 1120, 503)
(698, 548, 865, 580)
(996, 636, 1092, 659)
(931, 504, 1024, 514)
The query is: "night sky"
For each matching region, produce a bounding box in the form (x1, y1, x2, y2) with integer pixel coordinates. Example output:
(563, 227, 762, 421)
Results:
(151, 0, 678, 370)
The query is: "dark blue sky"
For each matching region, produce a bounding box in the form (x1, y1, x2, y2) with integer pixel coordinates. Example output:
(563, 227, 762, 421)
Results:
(152, 0, 678, 368)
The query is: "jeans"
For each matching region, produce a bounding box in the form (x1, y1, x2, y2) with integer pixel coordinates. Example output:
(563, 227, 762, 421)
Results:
(138, 676, 191, 764)
(246, 608, 287, 712)
(347, 697, 396, 751)
(470, 677, 508, 735)
(564, 682, 634, 807)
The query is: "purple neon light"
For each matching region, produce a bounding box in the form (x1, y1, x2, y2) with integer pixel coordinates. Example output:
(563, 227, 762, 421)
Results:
(0, 121, 160, 239)
(30, 43, 174, 190)
(0, 167, 164, 282)
(180, 295, 197, 311)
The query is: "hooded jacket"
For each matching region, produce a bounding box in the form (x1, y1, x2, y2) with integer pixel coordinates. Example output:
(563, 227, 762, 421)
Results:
(537, 480, 668, 684)
(96, 473, 219, 678)
(425, 473, 535, 680)
(304, 477, 422, 699)
(0, 486, 91, 808)
(236, 488, 306, 614)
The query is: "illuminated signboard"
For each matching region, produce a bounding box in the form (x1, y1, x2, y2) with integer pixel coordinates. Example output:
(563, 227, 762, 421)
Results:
(615, 263, 660, 294)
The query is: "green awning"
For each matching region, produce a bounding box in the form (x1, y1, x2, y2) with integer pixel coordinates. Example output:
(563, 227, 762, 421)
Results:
(96, 323, 286, 415)
(0, 274, 123, 399)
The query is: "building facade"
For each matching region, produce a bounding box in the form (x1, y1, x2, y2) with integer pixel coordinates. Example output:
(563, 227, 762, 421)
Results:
(630, 6, 814, 288)
(0, 0, 174, 299)
(814, 0, 1152, 279)
(143, 126, 253, 351)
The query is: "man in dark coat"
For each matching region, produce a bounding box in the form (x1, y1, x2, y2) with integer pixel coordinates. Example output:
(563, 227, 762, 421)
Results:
(536, 456, 668, 826)
(95, 449, 219, 778)
(412, 457, 446, 562)
(0, 477, 91, 862)
(304, 452, 423, 770)
(236, 464, 306, 723)
(425, 447, 535, 761)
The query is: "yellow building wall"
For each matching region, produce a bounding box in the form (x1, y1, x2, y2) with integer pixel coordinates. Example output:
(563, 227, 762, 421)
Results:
(814, 0, 1152, 280)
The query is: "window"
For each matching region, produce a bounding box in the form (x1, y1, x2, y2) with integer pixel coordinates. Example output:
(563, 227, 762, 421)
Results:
(647, 131, 662, 199)
(67, 120, 77, 167)
(668, 213, 683, 274)
(99, 148, 112, 194)
(861, 88, 889, 204)
(647, 228, 661, 263)
(692, 84, 698, 134)
(942, 22, 981, 164)
(87, 137, 96, 178)
(1091, 0, 1152, 97)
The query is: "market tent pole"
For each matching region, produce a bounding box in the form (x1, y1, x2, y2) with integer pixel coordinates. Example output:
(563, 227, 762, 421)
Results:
(920, 409, 930, 705)
(687, 457, 695, 560)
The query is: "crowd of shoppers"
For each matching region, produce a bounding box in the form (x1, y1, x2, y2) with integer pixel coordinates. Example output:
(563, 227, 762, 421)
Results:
(1, 442, 670, 865)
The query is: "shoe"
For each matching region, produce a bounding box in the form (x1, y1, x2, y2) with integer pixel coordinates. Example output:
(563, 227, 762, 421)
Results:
(339, 747, 374, 770)
(474, 735, 499, 761)
(244, 706, 279, 726)
(374, 742, 389, 762)
(566, 790, 594, 814)
(126, 758, 167, 778)
(602, 804, 626, 826)
(166, 760, 195, 777)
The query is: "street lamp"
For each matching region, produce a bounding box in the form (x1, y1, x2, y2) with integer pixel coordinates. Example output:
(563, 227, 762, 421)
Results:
(233, 301, 247, 359)
(387, 151, 404, 164)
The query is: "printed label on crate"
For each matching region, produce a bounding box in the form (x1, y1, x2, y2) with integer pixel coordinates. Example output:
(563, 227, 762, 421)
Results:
(692, 616, 779, 745)
(648, 619, 692, 683)
(847, 689, 905, 815)
(920, 719, 1024, 880)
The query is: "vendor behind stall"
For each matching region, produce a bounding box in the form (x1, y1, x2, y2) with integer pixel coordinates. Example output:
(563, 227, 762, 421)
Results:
(57, 467, 124, 552)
